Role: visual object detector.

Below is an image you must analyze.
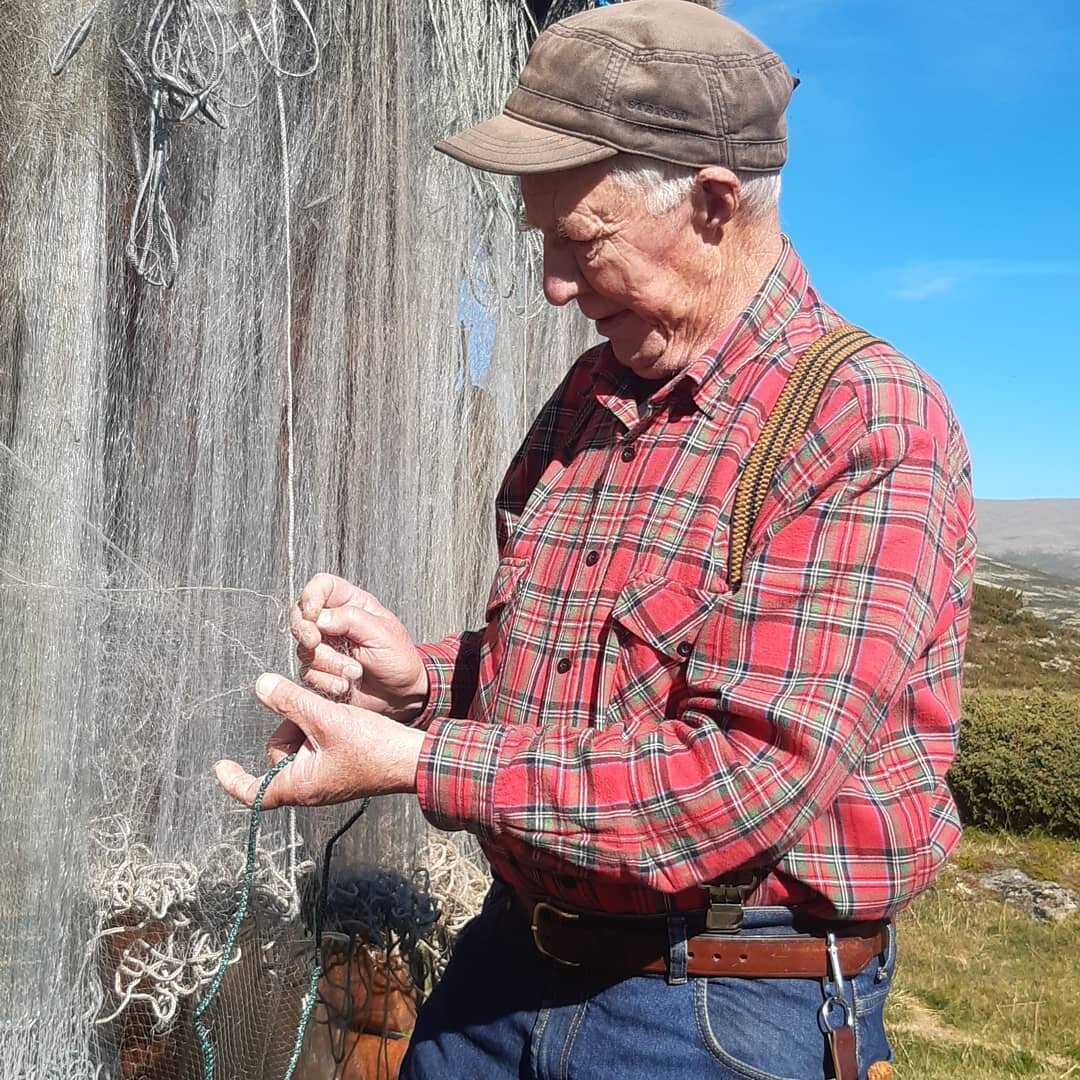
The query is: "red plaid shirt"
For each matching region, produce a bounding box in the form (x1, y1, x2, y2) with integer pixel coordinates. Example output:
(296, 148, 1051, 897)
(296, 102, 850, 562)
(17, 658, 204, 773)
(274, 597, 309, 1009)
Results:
(414, 239, 976, 921)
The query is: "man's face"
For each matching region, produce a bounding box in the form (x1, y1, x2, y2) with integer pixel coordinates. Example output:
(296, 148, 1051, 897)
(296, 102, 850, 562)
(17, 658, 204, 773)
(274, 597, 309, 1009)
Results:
(520, 162, 710, 380)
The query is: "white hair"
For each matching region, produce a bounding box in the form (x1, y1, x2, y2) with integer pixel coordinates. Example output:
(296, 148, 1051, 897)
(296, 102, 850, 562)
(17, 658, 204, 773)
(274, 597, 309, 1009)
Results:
(604, 153, 781, 221)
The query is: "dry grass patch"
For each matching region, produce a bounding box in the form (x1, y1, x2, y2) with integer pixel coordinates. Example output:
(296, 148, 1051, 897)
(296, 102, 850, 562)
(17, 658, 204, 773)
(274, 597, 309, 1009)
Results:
(887, 829, 1080, 1077)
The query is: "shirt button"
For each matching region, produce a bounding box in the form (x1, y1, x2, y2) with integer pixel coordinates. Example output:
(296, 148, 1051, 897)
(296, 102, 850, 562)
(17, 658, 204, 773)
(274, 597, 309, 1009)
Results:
(556, 657, 572, 674)
(585, 550, 600, 566)
(676, 641, 693, 658)
(621, 445, 636, 462)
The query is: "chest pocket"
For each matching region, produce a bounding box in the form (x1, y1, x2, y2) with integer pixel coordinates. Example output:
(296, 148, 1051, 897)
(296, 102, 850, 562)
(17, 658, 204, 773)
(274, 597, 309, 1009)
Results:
(474, 556, 529, 719)
(606, 576, 720, 728)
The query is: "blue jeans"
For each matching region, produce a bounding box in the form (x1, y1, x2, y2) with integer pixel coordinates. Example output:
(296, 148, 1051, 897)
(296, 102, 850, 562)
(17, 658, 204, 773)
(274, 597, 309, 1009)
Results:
(401, 884, 896, 1080)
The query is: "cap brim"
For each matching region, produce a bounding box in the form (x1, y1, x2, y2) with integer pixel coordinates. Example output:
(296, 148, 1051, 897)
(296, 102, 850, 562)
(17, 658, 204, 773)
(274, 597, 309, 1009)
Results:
(434, 113, 618, 175)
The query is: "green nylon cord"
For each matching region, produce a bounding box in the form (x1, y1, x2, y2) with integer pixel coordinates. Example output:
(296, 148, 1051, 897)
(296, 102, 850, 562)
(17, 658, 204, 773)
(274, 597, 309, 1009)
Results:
(194, 755, 370, 1080)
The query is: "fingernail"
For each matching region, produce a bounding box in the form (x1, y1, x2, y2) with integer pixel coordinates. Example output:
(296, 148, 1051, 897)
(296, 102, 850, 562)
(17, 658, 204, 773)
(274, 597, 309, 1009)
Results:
(316, 611, 331, 628)
(256, 673, 282, 698)
(343, 664, 363, 680)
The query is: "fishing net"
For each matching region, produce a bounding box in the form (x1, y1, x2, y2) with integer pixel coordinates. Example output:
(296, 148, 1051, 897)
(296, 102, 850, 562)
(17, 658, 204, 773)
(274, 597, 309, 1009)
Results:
(0, 0, 590, 1075)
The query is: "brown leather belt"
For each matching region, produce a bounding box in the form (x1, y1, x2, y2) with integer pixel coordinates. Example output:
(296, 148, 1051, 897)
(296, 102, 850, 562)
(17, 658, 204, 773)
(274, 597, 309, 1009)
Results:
(523, 897, 889, 980)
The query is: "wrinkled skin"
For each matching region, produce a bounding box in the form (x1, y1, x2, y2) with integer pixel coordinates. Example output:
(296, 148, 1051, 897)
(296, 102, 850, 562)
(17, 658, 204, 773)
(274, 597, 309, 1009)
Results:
(214, 574, 426, 808)
(520, 161, 776, 379)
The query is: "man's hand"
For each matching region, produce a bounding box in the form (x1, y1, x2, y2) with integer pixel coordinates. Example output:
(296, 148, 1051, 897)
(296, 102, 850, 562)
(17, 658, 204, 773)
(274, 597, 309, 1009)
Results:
(214, 674, 424, 810)
(289, 574, 429, 724)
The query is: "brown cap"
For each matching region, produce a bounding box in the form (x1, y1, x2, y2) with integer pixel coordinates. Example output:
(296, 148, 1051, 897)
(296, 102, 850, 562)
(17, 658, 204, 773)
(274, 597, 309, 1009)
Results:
(435, 0, 796, 176)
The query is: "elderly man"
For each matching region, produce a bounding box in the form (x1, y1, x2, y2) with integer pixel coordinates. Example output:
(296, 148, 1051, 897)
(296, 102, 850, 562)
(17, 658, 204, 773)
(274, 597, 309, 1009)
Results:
(216, 2, 975, 1077)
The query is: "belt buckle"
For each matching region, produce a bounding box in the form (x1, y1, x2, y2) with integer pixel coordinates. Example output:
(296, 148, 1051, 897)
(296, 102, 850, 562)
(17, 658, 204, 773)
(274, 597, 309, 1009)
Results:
(704, 884, 745, 932)
(530, 901, 582, 967)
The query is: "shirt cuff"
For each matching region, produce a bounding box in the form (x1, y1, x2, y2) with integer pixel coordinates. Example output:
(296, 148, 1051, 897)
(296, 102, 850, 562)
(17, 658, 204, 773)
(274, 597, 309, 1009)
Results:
(415, 717, 510, 839)
(414, 640, 459, 726)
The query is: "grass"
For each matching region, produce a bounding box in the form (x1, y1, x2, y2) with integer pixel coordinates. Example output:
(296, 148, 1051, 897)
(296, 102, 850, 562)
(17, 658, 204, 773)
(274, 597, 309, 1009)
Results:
(887, 828, 1080, 1077)
(881, 584, 1080, 1074)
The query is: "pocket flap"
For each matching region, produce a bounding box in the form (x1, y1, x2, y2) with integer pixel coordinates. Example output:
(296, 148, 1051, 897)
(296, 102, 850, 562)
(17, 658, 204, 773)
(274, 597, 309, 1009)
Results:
(484, 557, 529, 622)
(611, 576, 718, 660)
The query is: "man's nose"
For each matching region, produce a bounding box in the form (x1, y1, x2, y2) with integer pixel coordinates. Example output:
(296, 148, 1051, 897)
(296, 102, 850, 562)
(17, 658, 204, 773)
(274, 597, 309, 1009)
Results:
(542, 237, 586, 307)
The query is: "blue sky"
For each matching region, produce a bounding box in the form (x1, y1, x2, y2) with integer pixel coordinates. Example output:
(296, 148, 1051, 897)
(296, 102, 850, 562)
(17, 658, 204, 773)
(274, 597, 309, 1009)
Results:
(727, 0, 1079, 499)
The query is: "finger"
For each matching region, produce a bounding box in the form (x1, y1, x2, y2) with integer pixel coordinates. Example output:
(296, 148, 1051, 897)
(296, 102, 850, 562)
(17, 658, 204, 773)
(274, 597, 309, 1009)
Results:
(255, 672, 348, 746)
(267, 718, 305, 764)
(214, 758, 299, 810)
(314, 603, 384, 643)
(289, 601, 322, 652)
(298, 574, 364, 622)
(307, 643, 364, 681)
(299, 666, 351, 699)
(215, 759, 274, 808)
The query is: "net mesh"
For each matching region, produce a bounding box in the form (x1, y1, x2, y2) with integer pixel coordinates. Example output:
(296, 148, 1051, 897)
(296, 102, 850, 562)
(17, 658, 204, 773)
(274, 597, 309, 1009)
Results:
(0, 0, 589, 1075)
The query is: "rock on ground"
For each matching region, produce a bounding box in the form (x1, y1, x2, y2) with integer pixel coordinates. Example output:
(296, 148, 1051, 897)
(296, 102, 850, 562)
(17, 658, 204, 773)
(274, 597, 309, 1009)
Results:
(978, 868, 1079, 920)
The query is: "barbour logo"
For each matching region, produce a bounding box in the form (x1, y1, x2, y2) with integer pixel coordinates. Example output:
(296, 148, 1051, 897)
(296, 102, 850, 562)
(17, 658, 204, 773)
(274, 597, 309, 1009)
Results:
(625, 98, 689, 122)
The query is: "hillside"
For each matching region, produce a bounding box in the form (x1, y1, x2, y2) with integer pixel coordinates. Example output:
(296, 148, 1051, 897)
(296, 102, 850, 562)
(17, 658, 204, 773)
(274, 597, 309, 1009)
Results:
(974, 553, 1080, 628)
(976, 498, 1080, 583)
(963, 580, 1080, 691)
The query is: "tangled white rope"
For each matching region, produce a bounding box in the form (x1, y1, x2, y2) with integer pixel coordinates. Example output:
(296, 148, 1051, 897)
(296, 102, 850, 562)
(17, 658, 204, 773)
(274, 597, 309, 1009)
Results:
(94, 918, 222, 1028)
(425, 834, 491, 939)
(88, 816, 314, 1031)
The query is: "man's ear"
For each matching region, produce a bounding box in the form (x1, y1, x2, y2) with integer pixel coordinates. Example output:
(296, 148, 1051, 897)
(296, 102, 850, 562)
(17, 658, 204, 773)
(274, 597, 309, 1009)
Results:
(693, 167, 740, 234)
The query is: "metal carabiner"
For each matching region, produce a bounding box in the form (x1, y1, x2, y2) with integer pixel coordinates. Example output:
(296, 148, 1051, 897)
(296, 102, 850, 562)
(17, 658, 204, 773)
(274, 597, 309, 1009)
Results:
(826, 930, 847, 1002)
(819, 931, 854, 1033)
(819, 993, 854, 1033)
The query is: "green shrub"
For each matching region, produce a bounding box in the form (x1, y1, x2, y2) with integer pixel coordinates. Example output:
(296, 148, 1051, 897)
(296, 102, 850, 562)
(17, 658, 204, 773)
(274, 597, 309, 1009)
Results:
(949, 690, 1080, 838)
(970, 582, 1025, 625)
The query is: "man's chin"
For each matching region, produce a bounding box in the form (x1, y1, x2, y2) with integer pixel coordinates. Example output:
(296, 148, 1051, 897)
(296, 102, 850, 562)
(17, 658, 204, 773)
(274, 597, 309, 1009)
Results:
(608, 340, 671, 380)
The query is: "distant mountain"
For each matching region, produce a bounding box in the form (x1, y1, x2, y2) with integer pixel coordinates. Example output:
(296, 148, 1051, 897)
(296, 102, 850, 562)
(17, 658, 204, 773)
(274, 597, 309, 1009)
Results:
(975, 499, 1080, 583)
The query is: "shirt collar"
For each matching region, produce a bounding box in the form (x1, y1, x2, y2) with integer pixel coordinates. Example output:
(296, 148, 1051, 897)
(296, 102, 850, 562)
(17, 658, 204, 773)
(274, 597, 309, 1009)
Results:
(590, 236, 809, 423)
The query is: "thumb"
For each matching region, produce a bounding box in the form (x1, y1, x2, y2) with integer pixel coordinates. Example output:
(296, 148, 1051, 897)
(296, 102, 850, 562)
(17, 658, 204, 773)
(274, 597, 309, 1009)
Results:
(315, 595, 397, 643)
(255, 673, 332, 748)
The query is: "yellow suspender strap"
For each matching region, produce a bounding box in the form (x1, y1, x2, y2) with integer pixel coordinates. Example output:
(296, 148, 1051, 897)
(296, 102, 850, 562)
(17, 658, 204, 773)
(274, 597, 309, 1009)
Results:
(726, 325, 882, 593)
